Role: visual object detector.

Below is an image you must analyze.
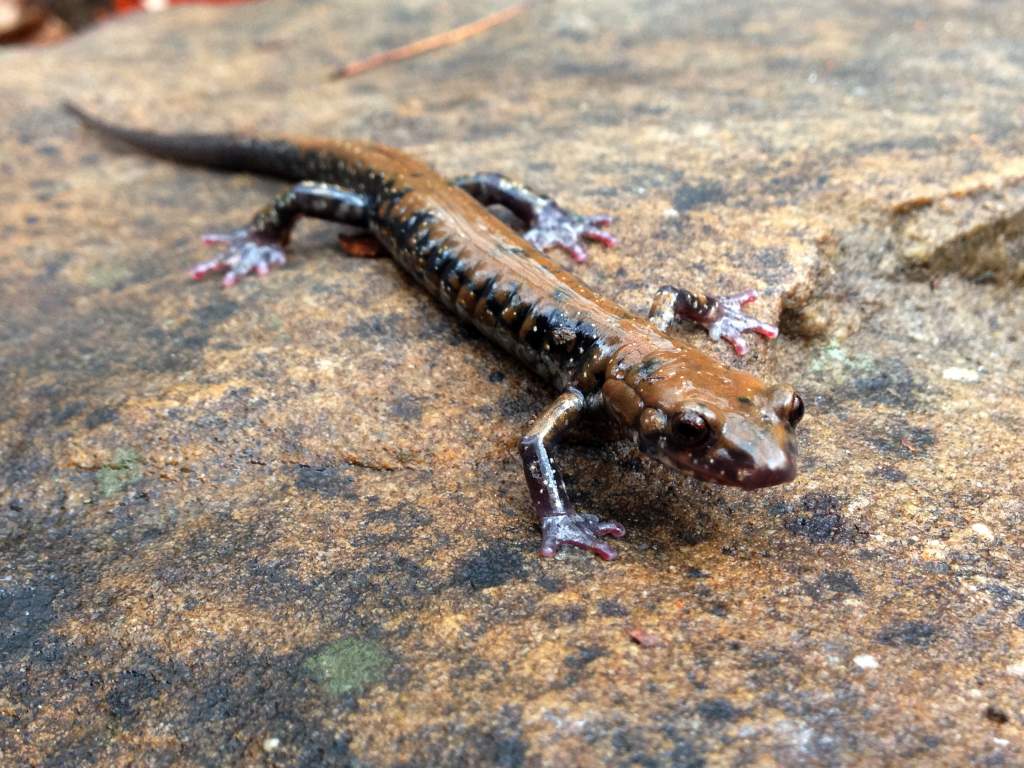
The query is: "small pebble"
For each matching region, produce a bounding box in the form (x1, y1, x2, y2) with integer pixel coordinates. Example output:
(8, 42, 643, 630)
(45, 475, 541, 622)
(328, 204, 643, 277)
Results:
(853, 654, 879, 670)
(942, 367, 980, 383)
(1005, 662, 1024, 677)
(262, 737, 281, 752)
(629, 628, 661, 648)
(969, 522, 994, 542)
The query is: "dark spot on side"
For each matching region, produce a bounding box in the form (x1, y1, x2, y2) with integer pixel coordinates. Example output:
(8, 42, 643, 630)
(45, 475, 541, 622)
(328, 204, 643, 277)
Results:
(697, 698, 739, 722)
(637, 357, 663, 378)
(488, 370, 506, 383)
(737, 396, 752, 405)
(673, 180, 727, 212)
(524, 311, 550, 352)
(876, 620, 936, 647)
(293, 465, 355, 499)
(454, 542, 525, 590)
(84, 405, 119, 429)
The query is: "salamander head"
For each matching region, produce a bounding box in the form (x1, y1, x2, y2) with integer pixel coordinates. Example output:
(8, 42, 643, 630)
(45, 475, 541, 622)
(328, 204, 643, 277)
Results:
(601, 353, 802, 488)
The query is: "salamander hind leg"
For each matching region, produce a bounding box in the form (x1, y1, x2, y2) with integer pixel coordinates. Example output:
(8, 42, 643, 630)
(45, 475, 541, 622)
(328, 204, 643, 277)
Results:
(519, 390, 625, 560)
(193, 182, 370, 287)
(454, 172, 616, 263)
(648, 286, 778, 356)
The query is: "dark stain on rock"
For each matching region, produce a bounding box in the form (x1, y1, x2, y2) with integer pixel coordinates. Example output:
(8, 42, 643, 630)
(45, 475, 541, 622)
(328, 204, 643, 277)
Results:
(870, 466, 908, 482)
(498, 392, 539, 420)
(84, 404, 119, 429)
(673, 179, 727, 213)
(194, 299, 239, 326)
(536, 573, 565, 593)
(293, 465, 356, 498)
(818, 570, 862, 595)
(389, 394, 423, 421)
(344, 312, 406, 340)
(868, 421, 936, 458)
(0, 583, 59, 661)
(564, 644, 606, 670)
(697, 697, 740, 722)
(598, 599, 629, 617)
(401, 706, 525, 767)
(839, 358, 923, 409)
(106, 650, 183, 721)
(982, 584, 1017, 608)
(805, 569, 862, 601)
(778, 492, 850, 543)
(454, 542, 526, 590)
(876, 620, 936, 647)
(51, 401, 84, 425)
(541, 604, 586, 626)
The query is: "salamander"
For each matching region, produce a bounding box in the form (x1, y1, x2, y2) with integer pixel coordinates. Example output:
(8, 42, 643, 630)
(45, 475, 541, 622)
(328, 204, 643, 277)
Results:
(66, 103, 803, 561)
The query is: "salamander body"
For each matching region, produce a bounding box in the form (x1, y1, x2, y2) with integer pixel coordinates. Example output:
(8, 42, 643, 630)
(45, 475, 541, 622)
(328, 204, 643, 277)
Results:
(67, 103, 803, 560)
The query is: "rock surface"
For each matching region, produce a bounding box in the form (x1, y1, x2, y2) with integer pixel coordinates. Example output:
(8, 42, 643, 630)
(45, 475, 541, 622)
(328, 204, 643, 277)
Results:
(2, 0, 1024, 764)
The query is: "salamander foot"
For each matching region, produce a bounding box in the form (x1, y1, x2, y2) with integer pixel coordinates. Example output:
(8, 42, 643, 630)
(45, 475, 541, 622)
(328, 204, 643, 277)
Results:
(526, 205, 617, 263)
(699, 290, 779, 356)
(540, 513, 625, 560)
(193, 229, 287, 287)
(652, 287, 778, 356)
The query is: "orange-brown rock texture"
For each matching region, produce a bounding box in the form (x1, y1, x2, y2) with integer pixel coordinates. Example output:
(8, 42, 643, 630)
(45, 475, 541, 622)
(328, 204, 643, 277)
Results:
(2, 1, 1024, 765)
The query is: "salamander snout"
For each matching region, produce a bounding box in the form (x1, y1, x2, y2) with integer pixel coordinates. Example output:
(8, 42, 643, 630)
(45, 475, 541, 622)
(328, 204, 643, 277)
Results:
(631, 388, 801, 489)
(716, 412, 797, 487)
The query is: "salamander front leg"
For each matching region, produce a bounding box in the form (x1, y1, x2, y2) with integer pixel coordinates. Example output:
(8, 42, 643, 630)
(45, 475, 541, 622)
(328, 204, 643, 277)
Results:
(648, 286, 778, 356)
(193, 182, 370, 286)
(454, 172, 616, 263)
(519, 389, 625, 560)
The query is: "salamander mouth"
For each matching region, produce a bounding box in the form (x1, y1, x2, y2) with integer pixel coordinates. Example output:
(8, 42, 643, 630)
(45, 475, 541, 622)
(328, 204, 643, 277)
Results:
(651, 448, 796, 489)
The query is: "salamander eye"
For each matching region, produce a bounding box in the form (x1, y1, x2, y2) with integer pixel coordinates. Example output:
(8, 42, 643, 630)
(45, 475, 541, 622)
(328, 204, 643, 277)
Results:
(670, 410, 711, 448)
(787, 393, 805, 428)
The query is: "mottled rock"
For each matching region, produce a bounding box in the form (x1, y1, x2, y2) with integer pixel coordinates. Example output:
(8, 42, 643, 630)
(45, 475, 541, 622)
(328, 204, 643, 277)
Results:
(2, 0, 1024, 765)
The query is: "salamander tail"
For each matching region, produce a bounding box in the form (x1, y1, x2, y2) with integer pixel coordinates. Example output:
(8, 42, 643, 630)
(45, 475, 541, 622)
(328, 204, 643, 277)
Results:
(63, 101, 308, 181)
